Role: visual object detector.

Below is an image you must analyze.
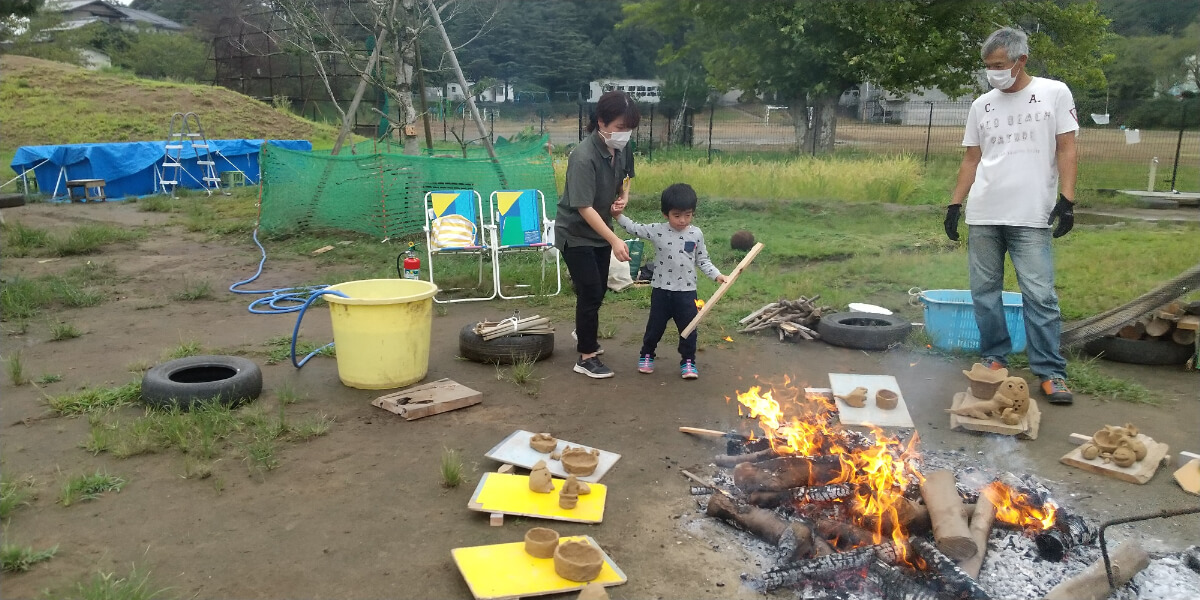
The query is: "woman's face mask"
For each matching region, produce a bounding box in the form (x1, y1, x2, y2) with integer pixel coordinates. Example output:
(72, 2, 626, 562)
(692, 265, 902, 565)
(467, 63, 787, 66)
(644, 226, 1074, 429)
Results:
(603, 130, 632, 151)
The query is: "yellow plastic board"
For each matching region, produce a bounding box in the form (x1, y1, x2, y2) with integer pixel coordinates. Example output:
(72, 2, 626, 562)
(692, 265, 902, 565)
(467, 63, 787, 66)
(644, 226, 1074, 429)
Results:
(452, 535, 626, 600)
(467, 472, 607, 523)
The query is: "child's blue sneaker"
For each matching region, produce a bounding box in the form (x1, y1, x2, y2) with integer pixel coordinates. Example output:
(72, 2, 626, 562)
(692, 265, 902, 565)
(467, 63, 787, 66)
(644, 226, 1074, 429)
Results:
(638, 354, 654, 374)
(680, 359, 698, 380)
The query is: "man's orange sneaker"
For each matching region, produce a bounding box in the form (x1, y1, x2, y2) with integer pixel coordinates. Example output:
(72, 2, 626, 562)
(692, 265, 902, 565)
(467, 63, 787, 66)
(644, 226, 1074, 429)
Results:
(1041, 378, 1073, 405)
(981, 357, 1006, 371)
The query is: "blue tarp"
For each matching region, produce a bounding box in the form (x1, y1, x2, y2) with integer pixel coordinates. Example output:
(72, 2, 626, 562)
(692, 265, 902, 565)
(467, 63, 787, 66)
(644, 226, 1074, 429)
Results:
(11, 139, 312, 200)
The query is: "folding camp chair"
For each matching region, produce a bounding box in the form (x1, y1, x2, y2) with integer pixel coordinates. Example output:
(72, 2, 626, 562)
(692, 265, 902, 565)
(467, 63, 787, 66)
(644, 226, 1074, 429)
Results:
(423, 190, 496, 303)
(489, 189, 561, 300)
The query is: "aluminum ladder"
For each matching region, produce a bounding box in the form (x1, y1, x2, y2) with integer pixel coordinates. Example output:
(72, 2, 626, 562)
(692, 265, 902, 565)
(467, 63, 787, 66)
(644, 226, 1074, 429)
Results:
(161, 112, 224, 197)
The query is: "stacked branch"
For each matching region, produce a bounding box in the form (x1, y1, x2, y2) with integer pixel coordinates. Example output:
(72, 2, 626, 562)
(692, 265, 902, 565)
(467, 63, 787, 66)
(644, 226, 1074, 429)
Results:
(474, 316, 552, 340)
(1115, 302, 1198, 346)
(738, 295, 833, 341)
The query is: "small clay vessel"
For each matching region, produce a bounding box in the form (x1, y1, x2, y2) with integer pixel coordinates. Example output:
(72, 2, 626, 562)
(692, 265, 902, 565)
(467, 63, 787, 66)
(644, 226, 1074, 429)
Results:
(524, 527, 559, 558)
(561, 447, 600, 477)
(577, 582, 610, 600)
(875, 389, 898, 410)
(559, 475, 581, 509)
(554, 540, 604, 582)
(530, 432, 558, 454)
(529, 460, 555, 493)
(963, 363, 1008, 399)
(835, 386, 868, 408)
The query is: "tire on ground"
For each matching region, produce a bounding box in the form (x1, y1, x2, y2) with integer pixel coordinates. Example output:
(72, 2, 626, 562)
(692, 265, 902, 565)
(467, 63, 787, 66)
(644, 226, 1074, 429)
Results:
(1081, 336, 1193, 366)
(459, 323, 554, 365)
(141, 355, 264, 409)
(0, 194, 27, 209)
(817, 312, 913, 351)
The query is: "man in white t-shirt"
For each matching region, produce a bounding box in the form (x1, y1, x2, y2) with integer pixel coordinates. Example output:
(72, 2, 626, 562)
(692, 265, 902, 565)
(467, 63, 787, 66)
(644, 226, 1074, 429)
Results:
(945, 27, 1078, 405)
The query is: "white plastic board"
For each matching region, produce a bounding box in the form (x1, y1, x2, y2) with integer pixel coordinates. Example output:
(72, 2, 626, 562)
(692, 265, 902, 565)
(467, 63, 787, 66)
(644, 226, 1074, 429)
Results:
(824, 374, 915, 428)
(484, 430, 621, 483)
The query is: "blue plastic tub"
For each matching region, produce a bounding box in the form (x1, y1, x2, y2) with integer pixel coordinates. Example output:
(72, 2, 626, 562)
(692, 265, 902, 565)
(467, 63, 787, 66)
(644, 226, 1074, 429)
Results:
(918, 289, 1026, 353)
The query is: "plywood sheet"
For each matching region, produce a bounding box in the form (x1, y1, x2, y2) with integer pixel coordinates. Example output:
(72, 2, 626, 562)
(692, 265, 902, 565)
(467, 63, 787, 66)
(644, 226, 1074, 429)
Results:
(1174, 458, 1200, 495)
(824, 374, 915, 428)
(484, 430, 620, 483)
(467, 472, 607, 523)
(1060, 434, 1169, 485)
(949, 391, 1041, 440)
(371, 379, 482, 420)
(452, 535, 626, 600)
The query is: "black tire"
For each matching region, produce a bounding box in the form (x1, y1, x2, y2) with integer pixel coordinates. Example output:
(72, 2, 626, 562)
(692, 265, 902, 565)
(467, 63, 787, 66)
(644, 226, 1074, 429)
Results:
(141, 355, 263, 410)
(817, 312, 913, 351)
(459, 323, 554, 365)
(0, 194, 27, 209)
(1081, 336, 1193, 366)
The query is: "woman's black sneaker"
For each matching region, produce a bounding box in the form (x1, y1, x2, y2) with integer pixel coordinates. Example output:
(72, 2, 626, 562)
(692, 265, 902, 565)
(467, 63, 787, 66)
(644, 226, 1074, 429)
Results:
(573, 357, 614, 379)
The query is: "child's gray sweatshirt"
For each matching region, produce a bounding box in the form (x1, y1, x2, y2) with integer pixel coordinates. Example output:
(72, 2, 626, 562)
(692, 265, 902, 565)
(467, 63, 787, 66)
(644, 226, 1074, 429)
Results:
(616, 215, 722, 292)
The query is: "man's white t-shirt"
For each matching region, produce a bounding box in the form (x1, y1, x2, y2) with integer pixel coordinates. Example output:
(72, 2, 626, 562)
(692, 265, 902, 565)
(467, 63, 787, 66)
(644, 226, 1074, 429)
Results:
(962, 77, 1078, 227)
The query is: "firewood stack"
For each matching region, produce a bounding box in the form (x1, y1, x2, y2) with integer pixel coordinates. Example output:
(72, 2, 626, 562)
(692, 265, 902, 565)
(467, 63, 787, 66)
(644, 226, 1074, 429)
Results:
(474, 316, 553, 340)
(738, 295, 834, 342)
(1116, 301, 1198, 346)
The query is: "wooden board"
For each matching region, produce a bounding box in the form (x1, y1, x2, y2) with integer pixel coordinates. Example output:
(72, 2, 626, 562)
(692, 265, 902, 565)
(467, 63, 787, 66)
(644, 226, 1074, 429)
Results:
(823, 374, 915, 428)
(484, 430, 620, 483)
(452, 535, 626, 600)
(949, 391, 1041, 440)
(371, 378, 481, 420)
(467, 472, 607, 523)
(1060, 434, 1169, 485)
(1174, 459, 1200, 496)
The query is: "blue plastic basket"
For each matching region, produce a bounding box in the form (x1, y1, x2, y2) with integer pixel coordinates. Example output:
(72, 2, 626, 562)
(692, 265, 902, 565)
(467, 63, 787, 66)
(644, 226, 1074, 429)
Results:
(918, 289, 1026, 353)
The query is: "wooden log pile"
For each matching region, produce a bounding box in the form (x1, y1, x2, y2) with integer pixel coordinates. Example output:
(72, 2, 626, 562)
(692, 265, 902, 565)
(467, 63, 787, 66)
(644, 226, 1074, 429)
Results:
(738, 295, 834, 342)
(473, 315, 552, 340)
(1115, 301, 1199, 346)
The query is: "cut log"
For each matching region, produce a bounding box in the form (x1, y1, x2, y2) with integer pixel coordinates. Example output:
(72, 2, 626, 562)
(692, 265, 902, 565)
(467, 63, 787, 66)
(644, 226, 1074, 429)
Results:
(732, 455, 853, 493)
(909, 537, 991, 600)
(1144, 317, 1172, 338)
(815, 517, 878, 550)
(868, 560, 940, 600)
(1176, 315, 1200, 331)
(919, 470, 978, 561)
(1116, 321, 1146, 340)
(764, 542, 900, 591)
(1173, 327, 1196, 346)
(1042, 540, 1149, 600)
(713, 447, 777, 467)
(705, 492, 814, 560)
(749, 483, 855, 508)
(862, 498, 976, 535)
(958, 496, 996, 579)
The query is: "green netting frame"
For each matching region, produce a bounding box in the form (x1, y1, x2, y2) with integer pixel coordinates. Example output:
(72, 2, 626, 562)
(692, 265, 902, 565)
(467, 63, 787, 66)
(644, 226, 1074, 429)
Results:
(259, 135, 557, 239)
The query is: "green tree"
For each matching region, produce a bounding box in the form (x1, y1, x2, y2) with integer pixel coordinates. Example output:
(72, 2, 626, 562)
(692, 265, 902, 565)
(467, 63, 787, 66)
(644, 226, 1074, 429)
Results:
(1098, 0, 1200, 36)
(110, 29, 213, 82)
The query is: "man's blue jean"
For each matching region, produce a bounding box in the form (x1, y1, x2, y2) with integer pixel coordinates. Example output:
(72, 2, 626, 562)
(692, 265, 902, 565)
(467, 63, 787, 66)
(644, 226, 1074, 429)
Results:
(967, 225, 1067, 381)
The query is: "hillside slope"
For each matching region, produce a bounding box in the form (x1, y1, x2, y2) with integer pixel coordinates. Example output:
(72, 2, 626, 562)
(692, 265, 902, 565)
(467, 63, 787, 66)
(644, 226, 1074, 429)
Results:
(1, 55, 336, 161)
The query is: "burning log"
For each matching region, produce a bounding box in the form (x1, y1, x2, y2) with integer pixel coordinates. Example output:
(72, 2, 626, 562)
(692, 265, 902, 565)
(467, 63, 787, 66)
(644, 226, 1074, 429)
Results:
(713, 447, 777, 467)
(764, 542, 901, 590)
(919, 470, 978, 561)
(748, 483, 855, 507)
(909, 537, 991, 600)
(1034, 513, 1097, 562)
(732, 455, 852, 493)
(705, 492, 814, 560)
(868, 560, 940, 600)
(1042, 539, 1149, 600)
(958, 495, 996, 580)
(862, 497, 976, 535)
(815, 517, 878, 550)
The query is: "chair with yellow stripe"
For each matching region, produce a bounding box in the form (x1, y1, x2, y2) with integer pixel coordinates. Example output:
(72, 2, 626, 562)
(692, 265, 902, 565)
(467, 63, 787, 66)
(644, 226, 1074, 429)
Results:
(489, 189, 561, 299)
(423, 189, 495, 303)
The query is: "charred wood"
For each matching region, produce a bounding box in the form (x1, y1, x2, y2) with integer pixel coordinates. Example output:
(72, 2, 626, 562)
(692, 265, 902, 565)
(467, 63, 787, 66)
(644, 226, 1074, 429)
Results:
(705, 492, 814, 560)
(909, 537, 991, 600)
(733, 455, 853, 493)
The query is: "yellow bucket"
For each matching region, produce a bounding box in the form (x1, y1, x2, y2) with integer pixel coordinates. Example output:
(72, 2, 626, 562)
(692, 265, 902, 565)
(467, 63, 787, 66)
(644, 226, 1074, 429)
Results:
(323, 279, 438, 389)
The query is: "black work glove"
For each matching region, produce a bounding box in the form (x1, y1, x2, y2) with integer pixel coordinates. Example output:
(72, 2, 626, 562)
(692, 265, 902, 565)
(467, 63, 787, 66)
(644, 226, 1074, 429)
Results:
(1048, 193, 1074, 238)
(944, 203, 962, 241)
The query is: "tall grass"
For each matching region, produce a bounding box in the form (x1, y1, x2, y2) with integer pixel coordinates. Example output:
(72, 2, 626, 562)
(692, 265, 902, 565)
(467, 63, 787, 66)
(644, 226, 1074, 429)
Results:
(48, 380, 141, 415)
(70, 567, 174, 600)
(1, 544, 57, 572)
(60, 470, 126, 506)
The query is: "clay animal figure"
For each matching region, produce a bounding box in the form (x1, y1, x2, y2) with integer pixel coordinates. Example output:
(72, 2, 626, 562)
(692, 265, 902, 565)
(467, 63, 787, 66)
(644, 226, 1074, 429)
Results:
(994, 377, 1029, 411)
(1079, 422, 1147, 466)
(835, 387, 868, 408)
(559, 475, 582, 509)
(530, 432, 558, 454)
(529, 460, 555, 493)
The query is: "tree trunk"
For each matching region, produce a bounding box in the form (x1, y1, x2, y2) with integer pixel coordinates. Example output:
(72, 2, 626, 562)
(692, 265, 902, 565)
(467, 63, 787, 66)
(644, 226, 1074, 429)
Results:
(393, 0, 419, 155)
(790, 93, 812, 155)
(813, 94, 838, 154)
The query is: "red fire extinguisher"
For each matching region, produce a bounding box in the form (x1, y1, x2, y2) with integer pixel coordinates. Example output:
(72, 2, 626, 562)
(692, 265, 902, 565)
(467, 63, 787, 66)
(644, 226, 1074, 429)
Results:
(403, 242, 421, 280)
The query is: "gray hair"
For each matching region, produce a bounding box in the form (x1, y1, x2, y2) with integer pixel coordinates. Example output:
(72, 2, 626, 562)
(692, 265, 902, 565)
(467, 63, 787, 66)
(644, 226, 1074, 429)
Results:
(981, 27, 1029, 62)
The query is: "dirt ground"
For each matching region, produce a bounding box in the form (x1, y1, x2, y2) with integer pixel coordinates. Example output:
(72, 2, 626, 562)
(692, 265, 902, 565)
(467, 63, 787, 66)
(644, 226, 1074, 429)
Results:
(1, 201, 1198, 599)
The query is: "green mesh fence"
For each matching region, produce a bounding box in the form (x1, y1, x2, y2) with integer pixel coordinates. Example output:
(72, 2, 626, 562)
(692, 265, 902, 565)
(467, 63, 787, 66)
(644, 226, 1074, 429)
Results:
(259, 135, 557, 239)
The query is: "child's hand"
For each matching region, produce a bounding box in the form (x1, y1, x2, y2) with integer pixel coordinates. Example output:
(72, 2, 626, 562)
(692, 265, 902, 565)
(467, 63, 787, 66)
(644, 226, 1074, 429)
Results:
(611, 198, 626, 217)
(716, 275, 729, 284)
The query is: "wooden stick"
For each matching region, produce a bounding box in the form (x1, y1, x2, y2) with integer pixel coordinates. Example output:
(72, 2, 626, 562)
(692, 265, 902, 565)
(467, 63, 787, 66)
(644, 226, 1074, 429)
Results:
(713, 447, 777, 467)
(919, 470, 978, 561)
(679, 426, 728, 438)
(680, 242, 764, 338)
(705, 492, 814, 560)
(958, 495, 996, 579)
(1043, 540, 1149, 600)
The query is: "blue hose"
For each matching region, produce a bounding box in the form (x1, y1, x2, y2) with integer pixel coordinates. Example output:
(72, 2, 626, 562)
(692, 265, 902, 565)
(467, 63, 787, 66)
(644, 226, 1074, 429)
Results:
(289, 289, 348, 368)
(229, 229, 330, 314)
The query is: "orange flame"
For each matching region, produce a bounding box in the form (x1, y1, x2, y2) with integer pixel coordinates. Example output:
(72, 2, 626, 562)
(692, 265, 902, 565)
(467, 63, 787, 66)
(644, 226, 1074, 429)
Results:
(695, 298, 705, 309)
(724, 336, 734, 342)
(981, 481, 1057, 530)
(728, 379, 925, 563)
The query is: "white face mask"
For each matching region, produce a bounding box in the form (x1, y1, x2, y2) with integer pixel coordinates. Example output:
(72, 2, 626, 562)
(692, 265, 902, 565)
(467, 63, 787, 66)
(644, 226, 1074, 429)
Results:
(987, 67, 1017, 90)
(603, 130, 631, 151)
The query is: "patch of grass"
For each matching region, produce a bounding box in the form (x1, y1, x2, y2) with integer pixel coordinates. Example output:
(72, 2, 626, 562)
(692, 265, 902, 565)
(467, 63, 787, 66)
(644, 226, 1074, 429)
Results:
(5, 351, 27, 385)
(0, 476, 34, 519)
(126, 359, 153, 373)
(50, 321, 82, 340)
(169, 278, 212, 301)
(0, 273, 106, 321)
(263, 336, 334, 365)
(164, 340, 203, 359)
(291, 413, 333, 440)
(59, 469, 126, 506)
(275, 382, 304, 405)
(46, 224, 144, 257)
(48, 380, 141, 415)
(243, 434, 280, 472)
(440, 448, 465, 488)
(137, 195, 174, 213)
(181, 457, 214, 480)
(0, 544, 57, 572)
(1065, 354, 1158, 405)
(37, 373, 63, 384)
(496, 356, 542, 396)
(70, 567, 174, 600)
(0, 222, 50, 257)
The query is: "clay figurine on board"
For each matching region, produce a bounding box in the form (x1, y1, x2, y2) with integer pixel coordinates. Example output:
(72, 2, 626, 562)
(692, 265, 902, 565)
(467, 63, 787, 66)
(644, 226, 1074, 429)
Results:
(963, 362, 1009, 399)
(559, 475, 582, 509)
(835, 386, 868, 408)
(948, 376, 1029, 421)
(561, 447, 600, 477)
(1080, 423, 1147, 467)
(530, 433, 558, 453)
(529, 460, 555, 493)
(875, 389, 899, 410)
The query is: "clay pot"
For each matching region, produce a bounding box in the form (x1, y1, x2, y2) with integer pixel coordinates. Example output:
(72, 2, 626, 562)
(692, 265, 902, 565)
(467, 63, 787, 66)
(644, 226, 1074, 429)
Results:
(554, 540, 604, 582)
(561, 447, 600, 477)
(524, 527, 560, 558)
(530, 433, 558, 454)
(1092, 426, 1128, 453)
(875, 389, 898, 410)
(963, 363, 1008, 399)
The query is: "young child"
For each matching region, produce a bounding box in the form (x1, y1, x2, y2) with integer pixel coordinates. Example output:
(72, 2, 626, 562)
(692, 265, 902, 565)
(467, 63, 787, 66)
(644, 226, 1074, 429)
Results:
(611, 183, 727, 380)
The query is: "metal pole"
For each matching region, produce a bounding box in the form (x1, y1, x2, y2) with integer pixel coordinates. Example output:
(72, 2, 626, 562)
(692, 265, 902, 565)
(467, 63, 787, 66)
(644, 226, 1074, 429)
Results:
(648, 104, 654, 162)
(1098, 507, 1200, 591)
(414, 43, 434, 152)
(1170, 100, 1186, 192)
(924, 101, 934, 166)
(707, 100, 715, 164)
